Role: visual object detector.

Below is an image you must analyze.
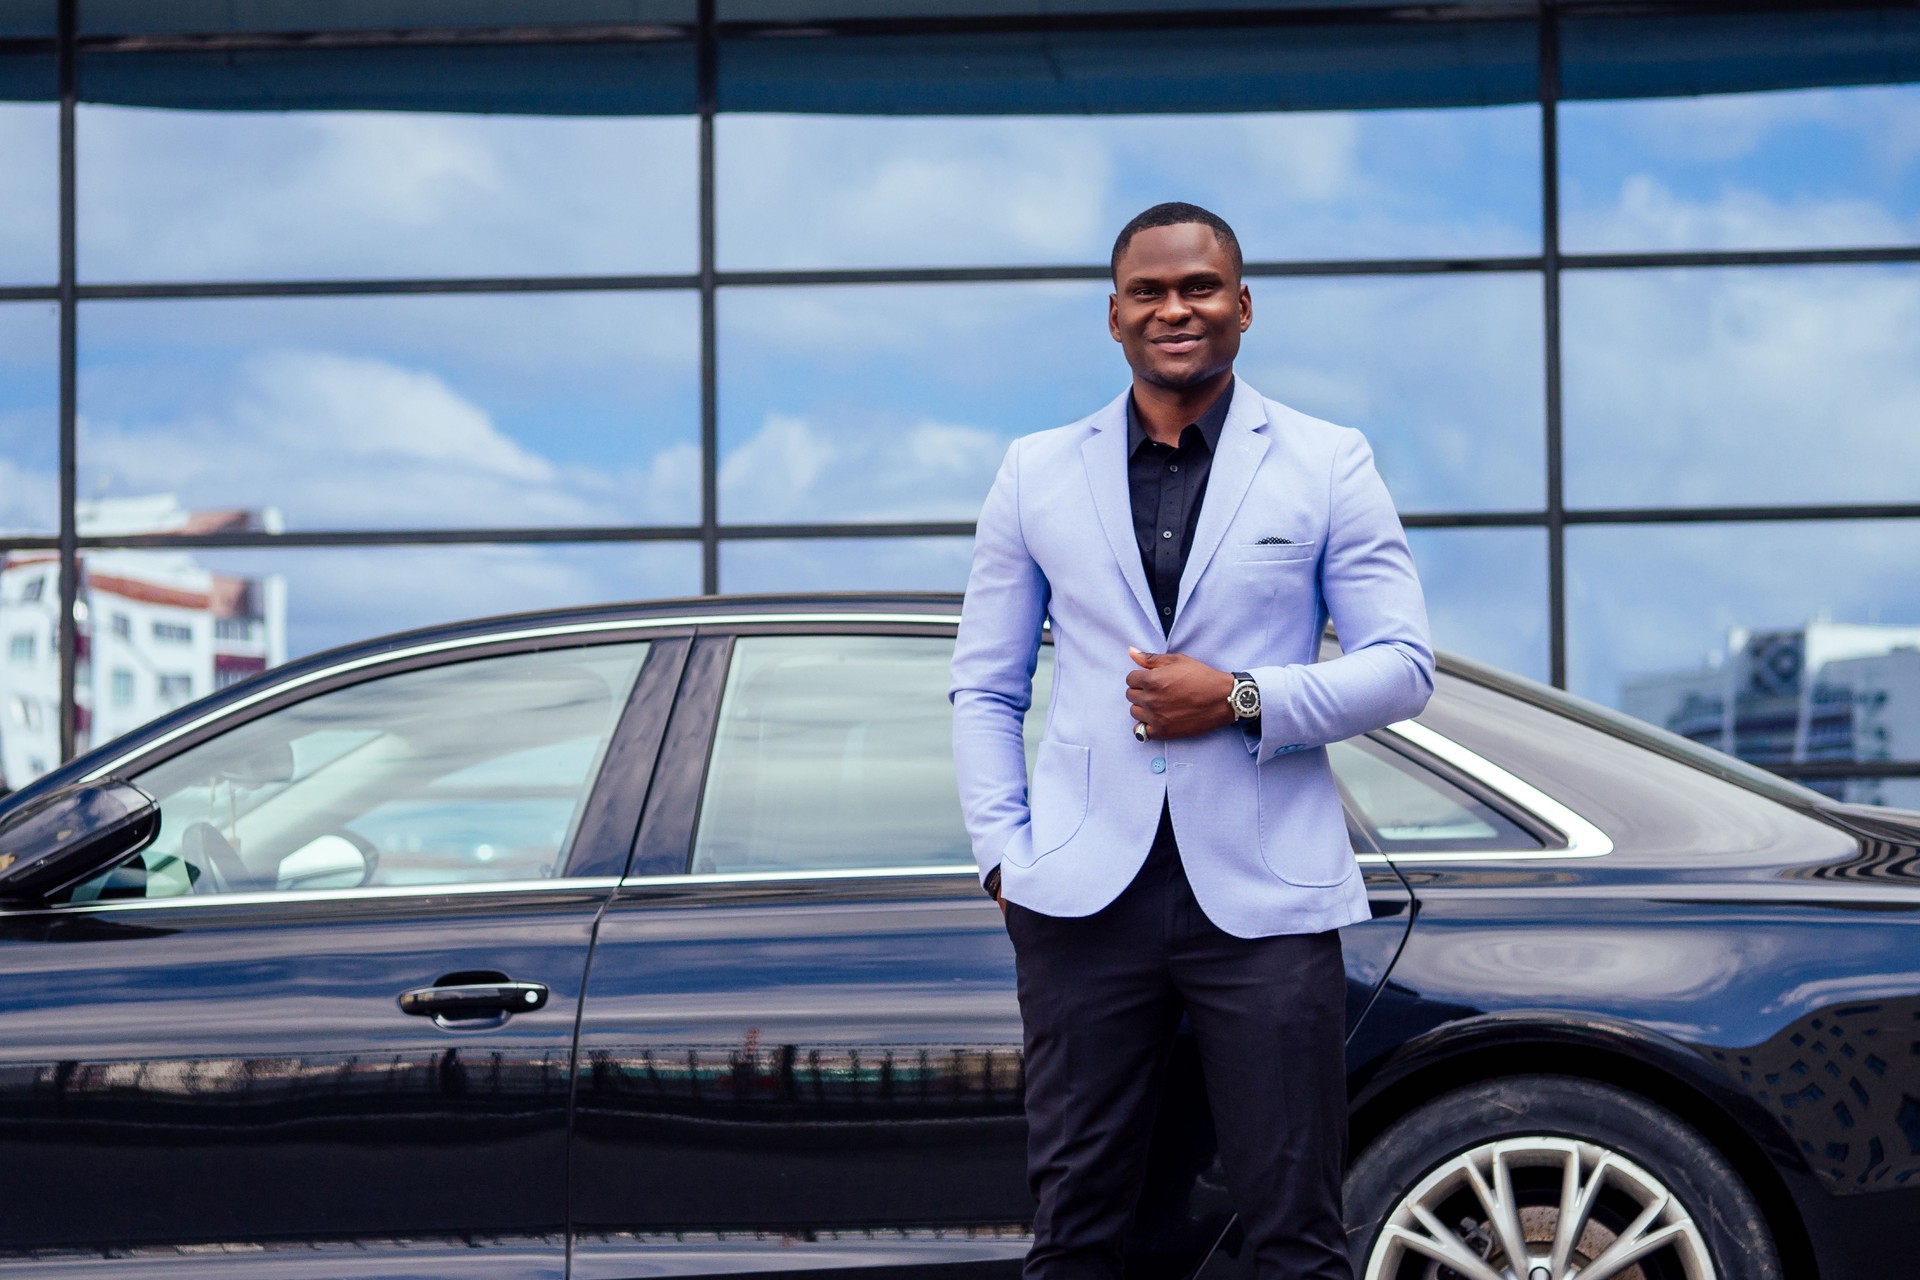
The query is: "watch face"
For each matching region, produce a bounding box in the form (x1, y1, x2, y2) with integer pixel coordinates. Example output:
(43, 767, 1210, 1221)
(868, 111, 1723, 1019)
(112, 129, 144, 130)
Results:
(1232, 683, 1260, 716)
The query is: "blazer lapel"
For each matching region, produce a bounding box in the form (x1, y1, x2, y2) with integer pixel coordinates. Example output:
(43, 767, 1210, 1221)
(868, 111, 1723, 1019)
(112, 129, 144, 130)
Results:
(1175, 379, 1270, 617)
(1080, 392, 1158, 628)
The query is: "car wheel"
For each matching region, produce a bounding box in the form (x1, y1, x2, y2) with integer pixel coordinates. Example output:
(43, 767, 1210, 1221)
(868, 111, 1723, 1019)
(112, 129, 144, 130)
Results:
(1345, 1074, 1780, 1280)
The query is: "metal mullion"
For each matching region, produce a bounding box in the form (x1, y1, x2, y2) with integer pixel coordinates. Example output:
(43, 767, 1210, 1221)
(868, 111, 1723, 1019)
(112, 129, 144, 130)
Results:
(62, 500, 1920, 555)
(0, 538, 60, 554)
(74, 274, 700, 300)
(55, 0, 77, 762)
(1540, 1, 1566, 690)
(697, 0, 719, 595)
(1564, 246, 1920, 271)
(52, 243, 1920, 303)
(1776, 761, 1920, 781)
(1401, 511, 1549, 529)
(714, 256, 1545, 290)
(719, 521, 978, 541)
(1565, 503, 1920, 525)
(78, 527, 704, 551)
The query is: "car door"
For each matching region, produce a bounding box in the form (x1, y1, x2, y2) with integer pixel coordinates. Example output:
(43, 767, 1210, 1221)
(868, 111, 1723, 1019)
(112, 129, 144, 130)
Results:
(0, 631, 684, 1279)
(569, 621, 1418, 1280)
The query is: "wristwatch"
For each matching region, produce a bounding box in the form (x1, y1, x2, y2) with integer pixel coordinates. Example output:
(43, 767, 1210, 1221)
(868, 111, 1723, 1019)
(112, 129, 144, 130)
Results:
(1228, 671, 1261, 722)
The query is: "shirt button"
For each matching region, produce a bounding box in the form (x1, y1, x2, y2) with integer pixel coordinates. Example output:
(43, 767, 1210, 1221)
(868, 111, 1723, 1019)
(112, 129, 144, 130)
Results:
(1168, 463, 1179, 473)
(1161, 530, 1173, 539)
(1150, 757, 1166, 773)
(1161, 606, 1172, 616)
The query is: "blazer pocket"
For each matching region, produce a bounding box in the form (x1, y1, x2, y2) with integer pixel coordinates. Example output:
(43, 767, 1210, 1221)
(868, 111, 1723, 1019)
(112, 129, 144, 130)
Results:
(1234, 540, 1318, 564)
(1022, 741, 1091, 863)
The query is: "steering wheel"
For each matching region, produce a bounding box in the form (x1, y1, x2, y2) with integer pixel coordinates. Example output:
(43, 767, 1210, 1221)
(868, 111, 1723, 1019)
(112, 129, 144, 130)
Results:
(179, 822, 258, 894)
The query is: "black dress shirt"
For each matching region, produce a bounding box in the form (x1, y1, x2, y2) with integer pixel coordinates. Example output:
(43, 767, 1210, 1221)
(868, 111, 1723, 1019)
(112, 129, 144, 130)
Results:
(1126, 382, 1234, 635)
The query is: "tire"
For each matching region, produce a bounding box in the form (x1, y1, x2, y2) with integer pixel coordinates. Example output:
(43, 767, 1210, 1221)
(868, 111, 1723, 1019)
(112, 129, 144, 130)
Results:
(1343, 1074, 1781, 1280)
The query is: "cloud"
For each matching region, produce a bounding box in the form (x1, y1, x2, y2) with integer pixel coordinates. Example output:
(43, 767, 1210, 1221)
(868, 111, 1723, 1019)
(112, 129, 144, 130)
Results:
(79, 348, 693, 529)
(1564, 264, 1920, 508)
(195, 543, 702, 659)
(76, 106, 698, 281)
(719, 411, 1007, 524)
(0, 454, 58, 533)
(0, 103, 58, 284)
(1565, 173, 1916, 253)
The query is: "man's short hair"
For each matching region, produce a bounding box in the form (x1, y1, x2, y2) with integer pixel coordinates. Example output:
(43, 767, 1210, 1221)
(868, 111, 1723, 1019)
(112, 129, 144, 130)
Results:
(1110, 202, 1243, 283)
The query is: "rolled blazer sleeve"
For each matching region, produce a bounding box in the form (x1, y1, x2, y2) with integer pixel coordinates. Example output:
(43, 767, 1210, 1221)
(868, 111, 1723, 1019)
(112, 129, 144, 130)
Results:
(950, 439, 1051, 883)
(1246, 427, 1434, 760)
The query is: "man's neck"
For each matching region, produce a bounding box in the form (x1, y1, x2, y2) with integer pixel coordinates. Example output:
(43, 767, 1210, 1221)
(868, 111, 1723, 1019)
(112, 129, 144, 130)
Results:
(1131, 370, 1233, 446)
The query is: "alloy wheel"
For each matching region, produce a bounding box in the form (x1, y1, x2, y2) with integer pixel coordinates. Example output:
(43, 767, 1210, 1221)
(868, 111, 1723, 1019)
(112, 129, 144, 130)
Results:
(1363, 1135, 1715, 1280)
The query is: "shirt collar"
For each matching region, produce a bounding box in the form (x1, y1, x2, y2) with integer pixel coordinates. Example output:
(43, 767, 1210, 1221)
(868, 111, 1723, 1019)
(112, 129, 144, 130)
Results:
(1125, 379, 1235, 457)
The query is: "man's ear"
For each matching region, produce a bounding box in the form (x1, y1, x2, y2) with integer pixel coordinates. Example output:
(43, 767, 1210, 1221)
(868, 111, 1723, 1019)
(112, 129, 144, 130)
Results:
(1108, 292, 1123, 343)
(1238, 282, 1253, 333)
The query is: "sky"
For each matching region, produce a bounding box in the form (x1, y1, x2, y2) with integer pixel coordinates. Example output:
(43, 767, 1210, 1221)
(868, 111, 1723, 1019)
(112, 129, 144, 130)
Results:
(2, 80, 1918, 712)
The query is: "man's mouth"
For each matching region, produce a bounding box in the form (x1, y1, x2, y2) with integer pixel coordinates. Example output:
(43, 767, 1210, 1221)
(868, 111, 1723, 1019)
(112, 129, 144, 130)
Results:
(1151, 333, 1203, 354)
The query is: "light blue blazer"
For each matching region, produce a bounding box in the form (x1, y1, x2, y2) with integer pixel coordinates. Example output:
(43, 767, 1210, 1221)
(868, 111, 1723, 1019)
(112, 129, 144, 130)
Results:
(949, 378, 1435, 939)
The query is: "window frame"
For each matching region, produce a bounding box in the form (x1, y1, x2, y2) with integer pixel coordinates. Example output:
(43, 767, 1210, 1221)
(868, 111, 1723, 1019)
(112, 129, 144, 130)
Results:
(619, 618, 1615, 899)
(5, 618, 694, 914)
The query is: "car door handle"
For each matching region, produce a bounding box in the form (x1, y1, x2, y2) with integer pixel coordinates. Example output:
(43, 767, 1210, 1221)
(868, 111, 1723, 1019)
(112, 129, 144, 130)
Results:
(399, 980, 549, 1020)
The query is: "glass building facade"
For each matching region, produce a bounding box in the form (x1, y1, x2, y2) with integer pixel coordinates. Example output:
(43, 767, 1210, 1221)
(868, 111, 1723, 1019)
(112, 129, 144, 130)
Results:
(0, 1, 1916, 802)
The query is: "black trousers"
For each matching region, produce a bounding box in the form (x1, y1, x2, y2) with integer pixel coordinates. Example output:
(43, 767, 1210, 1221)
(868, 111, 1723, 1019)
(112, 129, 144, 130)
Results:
(1004, 809, 1352, 1280)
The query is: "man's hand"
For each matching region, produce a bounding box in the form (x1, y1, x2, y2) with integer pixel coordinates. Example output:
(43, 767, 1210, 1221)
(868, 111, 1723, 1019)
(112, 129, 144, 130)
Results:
(1126, 647, 1236, 740)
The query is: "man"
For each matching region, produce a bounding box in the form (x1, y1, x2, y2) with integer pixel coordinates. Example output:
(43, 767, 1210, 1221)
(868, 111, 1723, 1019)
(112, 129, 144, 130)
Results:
(949, 202, 1433, 1279)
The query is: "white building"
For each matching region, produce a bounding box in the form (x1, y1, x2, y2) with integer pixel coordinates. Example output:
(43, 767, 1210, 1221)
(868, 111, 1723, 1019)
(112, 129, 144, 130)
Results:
(1623, 619, 1920, 809)
(0, 498, 286, 793)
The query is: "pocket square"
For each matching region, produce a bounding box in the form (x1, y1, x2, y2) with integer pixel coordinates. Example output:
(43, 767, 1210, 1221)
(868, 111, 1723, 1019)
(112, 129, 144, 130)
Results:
(1254, 535, 1296, 545)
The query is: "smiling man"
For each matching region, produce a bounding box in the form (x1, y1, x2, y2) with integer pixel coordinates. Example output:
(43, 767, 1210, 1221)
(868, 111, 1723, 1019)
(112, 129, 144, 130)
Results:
(951, 202, 1434, 1279)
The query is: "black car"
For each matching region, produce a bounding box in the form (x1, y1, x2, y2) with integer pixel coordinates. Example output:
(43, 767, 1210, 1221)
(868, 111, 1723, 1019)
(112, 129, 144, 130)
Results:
(0, 593, 1916, 1280)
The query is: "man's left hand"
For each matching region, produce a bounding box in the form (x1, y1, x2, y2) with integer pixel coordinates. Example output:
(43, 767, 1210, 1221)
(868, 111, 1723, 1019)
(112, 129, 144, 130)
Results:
(1126, 647, 1236, 740)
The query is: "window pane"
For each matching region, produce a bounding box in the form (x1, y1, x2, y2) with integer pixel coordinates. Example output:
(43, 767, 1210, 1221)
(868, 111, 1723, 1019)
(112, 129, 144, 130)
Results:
(719, 275, 1541, 524)
(78, 104, 697, 282)
(1563, 265, 1920, 508)
(1407, 527, 1548, 683)
(692, 634, 1052, 875)
(0, 100, 56, 284)
(1568, 521, 1920, 807)
(78, 293, 700, 530)
(64, 641, 651, 902)
(720, 538, 974, 594)
(0, 301, 58, 534)
(1562, 83, 1920, 253)
(718, 105, 1538, 271)
(1330, 734, 1539, 855)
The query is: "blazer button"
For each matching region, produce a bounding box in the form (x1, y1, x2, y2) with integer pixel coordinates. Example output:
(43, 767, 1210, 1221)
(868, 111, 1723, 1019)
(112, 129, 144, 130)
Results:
(1150, 757, 1166, 773)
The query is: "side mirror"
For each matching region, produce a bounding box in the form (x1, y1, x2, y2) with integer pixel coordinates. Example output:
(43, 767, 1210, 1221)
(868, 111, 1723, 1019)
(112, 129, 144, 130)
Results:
(0, 780, 160, 903)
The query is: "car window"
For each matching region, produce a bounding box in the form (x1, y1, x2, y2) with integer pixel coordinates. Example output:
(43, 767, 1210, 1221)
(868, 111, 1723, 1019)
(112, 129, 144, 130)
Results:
(1330, 734, 1543, 856)
(61, 642, 651, 903)
(690, 634, 1051, 876)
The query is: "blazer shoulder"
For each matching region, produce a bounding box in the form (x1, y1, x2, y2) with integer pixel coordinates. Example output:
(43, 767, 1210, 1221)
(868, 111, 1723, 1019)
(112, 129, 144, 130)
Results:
(1258, 395, 1367, 459)
(1011, 415, 1099, 465)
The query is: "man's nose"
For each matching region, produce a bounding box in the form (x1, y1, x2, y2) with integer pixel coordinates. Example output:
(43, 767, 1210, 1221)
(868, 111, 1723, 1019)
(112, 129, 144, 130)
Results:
(1155, 292, 1192, 322)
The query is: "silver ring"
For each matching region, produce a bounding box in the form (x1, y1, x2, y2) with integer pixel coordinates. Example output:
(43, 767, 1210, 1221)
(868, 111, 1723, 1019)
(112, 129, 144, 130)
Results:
(1133, 722, 1150, 743)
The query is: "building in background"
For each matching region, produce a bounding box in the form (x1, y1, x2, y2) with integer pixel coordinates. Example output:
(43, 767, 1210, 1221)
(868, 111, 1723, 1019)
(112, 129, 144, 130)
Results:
(1624, 621, 1920, 808)
(0, 498, 285, 791)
